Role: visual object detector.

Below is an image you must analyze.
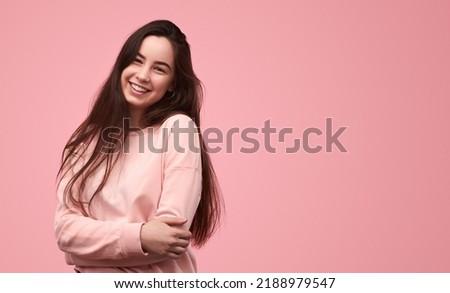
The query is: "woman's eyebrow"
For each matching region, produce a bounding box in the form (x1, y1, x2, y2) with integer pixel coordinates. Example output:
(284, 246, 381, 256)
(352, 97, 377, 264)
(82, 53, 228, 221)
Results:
(136, 52, 172, 71)
(154, 61, 172, 71)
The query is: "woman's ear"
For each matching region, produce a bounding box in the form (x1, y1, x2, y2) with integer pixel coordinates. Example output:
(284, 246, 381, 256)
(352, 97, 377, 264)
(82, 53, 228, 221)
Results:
(168, 82, 175, 93)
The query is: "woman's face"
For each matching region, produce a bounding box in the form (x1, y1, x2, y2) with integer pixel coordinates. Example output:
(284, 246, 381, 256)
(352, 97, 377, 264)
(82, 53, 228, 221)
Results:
(121, 36, 175, 116)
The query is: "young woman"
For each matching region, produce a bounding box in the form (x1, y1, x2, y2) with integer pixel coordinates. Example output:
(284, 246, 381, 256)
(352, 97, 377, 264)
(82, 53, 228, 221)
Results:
(55, 20, 222, 273)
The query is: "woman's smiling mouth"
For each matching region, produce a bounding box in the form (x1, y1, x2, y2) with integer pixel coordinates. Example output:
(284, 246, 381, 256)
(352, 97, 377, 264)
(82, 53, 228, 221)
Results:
(129, 82, 151, 94)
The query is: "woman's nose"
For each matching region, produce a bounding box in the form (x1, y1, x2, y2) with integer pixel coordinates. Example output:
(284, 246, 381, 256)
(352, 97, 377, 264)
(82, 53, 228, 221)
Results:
(136, 69, 150, 82)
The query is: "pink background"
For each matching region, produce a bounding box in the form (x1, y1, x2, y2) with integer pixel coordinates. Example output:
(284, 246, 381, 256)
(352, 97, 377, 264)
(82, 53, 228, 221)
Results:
(1, 0, 449, 272)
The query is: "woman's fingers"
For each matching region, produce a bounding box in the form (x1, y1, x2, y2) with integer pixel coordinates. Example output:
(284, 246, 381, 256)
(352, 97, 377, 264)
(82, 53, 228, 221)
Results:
(158, 217, 187, 226)
(166, 237, 190, 258)
(176, 230, 192, 241)
(167, 252, 183, 259)
(175, 238, 190, 248)
(169, 245, 187, 255)
(140, 218, 193, 258)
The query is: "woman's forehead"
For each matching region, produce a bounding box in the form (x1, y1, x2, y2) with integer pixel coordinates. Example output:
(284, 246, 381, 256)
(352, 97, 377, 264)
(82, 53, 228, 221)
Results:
(138, 36, 174, 66)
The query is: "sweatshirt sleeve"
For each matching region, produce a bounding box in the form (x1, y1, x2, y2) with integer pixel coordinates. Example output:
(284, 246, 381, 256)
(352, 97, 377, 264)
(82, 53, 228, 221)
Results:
(153, 114, 202, 229)
(54, 148, 164, 266)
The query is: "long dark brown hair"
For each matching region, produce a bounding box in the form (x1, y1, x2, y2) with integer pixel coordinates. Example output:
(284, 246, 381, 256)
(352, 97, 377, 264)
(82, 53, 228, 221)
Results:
(57, 20, 223, 247)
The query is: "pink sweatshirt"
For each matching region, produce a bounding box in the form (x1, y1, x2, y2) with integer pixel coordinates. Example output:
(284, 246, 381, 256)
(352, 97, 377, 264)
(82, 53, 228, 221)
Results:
(54, 114, 202, 272)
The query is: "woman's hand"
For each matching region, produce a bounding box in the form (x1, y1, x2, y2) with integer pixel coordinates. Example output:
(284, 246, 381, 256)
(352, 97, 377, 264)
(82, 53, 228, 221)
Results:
(140, 217, 192, 259)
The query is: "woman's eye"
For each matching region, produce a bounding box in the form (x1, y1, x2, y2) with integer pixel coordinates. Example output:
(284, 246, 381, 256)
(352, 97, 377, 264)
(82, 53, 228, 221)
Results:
(154, 67, 165, 73)
(133, 58, 143, 64)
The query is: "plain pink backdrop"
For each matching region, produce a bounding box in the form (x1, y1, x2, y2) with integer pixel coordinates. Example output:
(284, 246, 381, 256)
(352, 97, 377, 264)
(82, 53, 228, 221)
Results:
(1, 0, 449, 272)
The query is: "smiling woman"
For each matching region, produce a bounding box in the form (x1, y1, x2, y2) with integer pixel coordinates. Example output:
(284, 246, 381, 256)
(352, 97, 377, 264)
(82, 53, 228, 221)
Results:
(121, 36, 175, 127)
(54, 20, 223, 273)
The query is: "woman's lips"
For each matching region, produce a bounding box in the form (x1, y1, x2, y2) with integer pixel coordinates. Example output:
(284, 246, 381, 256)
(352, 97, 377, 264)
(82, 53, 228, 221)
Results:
(129, 82, 151, 95)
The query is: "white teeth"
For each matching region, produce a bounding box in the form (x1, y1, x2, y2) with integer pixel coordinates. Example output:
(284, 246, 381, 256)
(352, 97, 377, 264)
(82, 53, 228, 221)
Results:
(131, 83, 149, 93)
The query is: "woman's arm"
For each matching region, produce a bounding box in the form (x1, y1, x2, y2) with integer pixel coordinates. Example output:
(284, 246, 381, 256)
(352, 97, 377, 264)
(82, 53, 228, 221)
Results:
(144, 114, 202, 238)
(55, 114, 201, 267)
(54, 150, 187, 267)
(55, 173, 166, 265)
